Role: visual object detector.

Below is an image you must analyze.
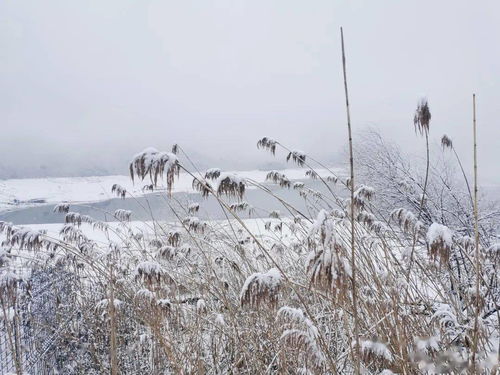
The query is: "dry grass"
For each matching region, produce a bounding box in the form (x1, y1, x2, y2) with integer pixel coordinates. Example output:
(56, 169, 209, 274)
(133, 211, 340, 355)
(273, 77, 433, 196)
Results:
(0, 131, 498, 374)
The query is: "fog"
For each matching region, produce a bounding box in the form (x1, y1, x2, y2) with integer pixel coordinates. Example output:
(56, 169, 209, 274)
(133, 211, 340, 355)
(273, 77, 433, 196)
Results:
(1, 1, 499, 183)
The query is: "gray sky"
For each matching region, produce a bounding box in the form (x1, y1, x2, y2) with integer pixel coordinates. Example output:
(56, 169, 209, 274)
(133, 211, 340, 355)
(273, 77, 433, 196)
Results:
(1, 0, 499, 182)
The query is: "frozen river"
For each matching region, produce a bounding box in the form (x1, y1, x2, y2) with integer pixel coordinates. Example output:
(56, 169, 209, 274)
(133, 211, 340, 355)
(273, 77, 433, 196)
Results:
(0, 180, 337, 225)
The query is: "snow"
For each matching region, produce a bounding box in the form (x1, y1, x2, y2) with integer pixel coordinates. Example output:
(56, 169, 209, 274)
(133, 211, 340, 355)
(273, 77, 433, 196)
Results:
(0, 307, 15, 322)
(114, 209, 132, 221)
(157, 299, 172, 309)
(309, 209, 329, 235)
(0, 218, 297, 249)
(431, 303, 458, 329)
(353, 184, 375, 200)
(95, 299, 123, 311)
(135, 289, 155, 301)
(0, 175, 143, 211)
(239, 267, 282, 305)
(204, 168, 221, 179)
(130, 148, 178, 172)
(188, 202, 200, 212)
(213, 172, 246, 197)
(0, 167, 342, 213)
(196, 298, 207, 312)
(416, 336, 440, 353)
(214, 313, 225, 326)
(426, 223, 453, 246)
(487, 243, 500, 253)
(277, 306, 318, 338)
(279, 329, 325, 367)
(286, 150, 306, 166)
(135, 261, 163, 277)
(360, 340, 393, 361)
(0, 268, 19, 287)
(277, 306, 305, 322)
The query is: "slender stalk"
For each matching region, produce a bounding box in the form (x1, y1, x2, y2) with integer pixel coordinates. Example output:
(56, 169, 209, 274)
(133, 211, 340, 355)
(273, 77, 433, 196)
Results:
(451, 146, 474, 210)
(109, 266, 118, 375)
(419, 131, 430, 217)
(406, 108, 431, 280)
(471, 93, 481, 369)
(341, 26, 360, 375)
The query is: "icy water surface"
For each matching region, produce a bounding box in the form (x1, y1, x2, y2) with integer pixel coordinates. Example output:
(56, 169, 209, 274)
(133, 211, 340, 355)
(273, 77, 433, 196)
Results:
(0, 181, 338, 225)
(2, 182, 498, 226)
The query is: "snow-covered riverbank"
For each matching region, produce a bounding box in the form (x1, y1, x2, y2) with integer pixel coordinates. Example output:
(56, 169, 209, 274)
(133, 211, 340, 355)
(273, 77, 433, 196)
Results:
(0, 168, 342, 213)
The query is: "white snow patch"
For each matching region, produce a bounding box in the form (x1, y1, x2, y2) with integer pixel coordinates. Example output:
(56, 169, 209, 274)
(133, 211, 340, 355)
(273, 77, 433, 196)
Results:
(426, 223, 452, 246)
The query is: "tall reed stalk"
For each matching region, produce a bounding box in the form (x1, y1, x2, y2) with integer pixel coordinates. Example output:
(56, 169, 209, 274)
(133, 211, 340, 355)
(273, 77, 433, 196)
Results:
(109, 265, 118, 375)
(471, 93, 480, 370)
(340, 26, 360, 375)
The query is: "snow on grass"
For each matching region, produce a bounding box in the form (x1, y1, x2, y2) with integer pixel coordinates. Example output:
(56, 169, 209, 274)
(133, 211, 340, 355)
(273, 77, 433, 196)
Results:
(0, 218, 296, 250)
(240, 267, 282, 307)
(360, 339, 393, 362)
(426, 222, 452, 247)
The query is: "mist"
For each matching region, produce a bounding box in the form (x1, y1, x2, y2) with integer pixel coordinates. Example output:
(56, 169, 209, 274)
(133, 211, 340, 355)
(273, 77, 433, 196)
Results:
(1, 0, 499, 182)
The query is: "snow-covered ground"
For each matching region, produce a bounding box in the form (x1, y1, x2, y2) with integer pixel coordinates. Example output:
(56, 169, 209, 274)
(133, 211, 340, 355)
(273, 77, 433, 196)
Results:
(0, 168, 341, 213)
(4, 218, 284, 243)
(0, 218, 292, 273)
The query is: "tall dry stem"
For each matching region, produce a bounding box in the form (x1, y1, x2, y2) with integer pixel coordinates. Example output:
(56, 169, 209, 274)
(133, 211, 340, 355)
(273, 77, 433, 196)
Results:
(341, 26, 360, 375)
(471, 93, 480, 369)
(406, 100, 431, 280)
(109, 266, 118, 375)
(442, 135, 474, 210)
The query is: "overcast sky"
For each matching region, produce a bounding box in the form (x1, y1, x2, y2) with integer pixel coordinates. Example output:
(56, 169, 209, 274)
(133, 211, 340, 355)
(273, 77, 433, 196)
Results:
(1, 0, 499, 182)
